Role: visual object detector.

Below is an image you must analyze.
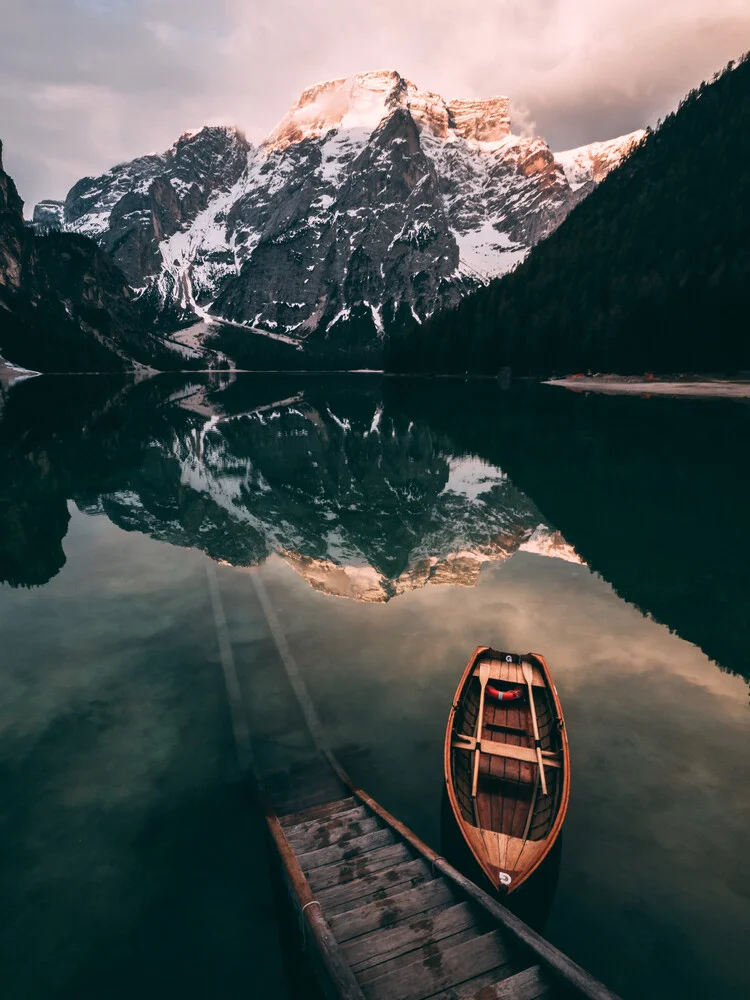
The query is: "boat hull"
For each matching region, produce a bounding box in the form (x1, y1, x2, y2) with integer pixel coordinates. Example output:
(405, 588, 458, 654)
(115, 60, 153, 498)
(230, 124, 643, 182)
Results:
(444, 647, 570, 894)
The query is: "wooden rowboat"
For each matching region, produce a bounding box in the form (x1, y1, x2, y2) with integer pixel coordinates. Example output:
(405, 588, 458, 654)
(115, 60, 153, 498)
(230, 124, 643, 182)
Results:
(444, 646, 570, 894)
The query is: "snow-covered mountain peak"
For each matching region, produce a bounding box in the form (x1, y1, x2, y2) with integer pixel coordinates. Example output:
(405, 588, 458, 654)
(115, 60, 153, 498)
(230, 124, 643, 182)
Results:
(264, 70, 513, 154)
(265, 70, 407, 152)
(173, 124, 248, 150)
(556, 129, 646, 191)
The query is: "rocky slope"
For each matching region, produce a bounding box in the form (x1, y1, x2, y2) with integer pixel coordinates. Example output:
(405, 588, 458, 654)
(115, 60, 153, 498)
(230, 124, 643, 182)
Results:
(43, 71, 643, 357)
(32, 199, 64, 231)
(386, 56, 750, 375)
(0, 140, 205, 373)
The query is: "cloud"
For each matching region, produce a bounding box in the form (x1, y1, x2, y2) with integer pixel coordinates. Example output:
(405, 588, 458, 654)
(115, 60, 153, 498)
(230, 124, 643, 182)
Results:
(1, 0, 748, 209)
(510, 103, 538, 139)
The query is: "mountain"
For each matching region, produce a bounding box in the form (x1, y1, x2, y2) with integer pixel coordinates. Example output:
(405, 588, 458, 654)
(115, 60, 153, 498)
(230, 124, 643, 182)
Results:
(41, 71, 642, 363)
(385, 55, 750, 375)
(0, 140, 209, 373)
(32, 199, 64, 231)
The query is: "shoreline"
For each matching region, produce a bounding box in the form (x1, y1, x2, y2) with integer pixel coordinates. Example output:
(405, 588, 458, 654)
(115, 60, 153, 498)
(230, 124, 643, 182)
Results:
(0, 359, 41, 389)
(545, 376, 750, 398)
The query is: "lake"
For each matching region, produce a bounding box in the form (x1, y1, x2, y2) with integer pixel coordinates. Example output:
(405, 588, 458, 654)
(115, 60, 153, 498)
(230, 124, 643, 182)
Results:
(1, 373, 748, 1000)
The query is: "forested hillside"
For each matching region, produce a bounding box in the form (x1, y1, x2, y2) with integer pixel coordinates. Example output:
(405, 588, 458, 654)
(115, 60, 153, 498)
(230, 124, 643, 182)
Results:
(386, 55, 750, 375)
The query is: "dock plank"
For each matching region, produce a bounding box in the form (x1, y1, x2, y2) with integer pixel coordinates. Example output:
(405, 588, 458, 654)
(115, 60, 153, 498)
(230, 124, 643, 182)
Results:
(345, 902, 480, 974)
(287, 815, 381, 853)
(428, 964, 553, 1000)
(357, 927, 479, 985)
(320, 860, 433, 915)
(307, 843, 412, 892)
(361, 930, 512, 1000)
(299, 828, 396, 872)
(329, 880, 459, 943)
(283, 804, 368, 840)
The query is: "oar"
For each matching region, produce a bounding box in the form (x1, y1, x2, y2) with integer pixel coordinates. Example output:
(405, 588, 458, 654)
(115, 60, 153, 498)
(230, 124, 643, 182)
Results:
(471, 660, 491, 800)
(521, 660, 548, 796)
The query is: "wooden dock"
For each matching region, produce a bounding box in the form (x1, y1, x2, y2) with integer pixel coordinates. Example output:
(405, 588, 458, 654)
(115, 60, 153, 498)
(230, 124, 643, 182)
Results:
(260, 754, 621, 1000)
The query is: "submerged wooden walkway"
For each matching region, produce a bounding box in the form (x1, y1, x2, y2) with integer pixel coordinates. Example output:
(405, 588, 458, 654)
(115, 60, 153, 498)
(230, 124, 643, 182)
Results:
(261, 754, 620, 1000)
(208, 567, 622, 1000)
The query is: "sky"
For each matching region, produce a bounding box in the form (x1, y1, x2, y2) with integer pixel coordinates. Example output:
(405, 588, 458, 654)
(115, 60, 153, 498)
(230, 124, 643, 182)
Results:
(1, 0, 748, 209)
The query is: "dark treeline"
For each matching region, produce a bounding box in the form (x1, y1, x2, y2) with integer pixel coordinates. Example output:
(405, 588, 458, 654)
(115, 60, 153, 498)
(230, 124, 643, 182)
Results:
(385, 55, 750, 375)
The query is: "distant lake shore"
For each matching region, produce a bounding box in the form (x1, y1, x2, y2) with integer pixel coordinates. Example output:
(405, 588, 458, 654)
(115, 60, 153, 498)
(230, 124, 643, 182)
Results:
(0, 359, 40, 389)
(545, 375, 750, 397)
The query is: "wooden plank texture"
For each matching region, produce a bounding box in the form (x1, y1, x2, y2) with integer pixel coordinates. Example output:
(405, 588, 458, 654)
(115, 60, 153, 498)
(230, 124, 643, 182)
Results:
(361, 930, 512, 1000)
(475, 661, 544, 687)
(329, 879, 459, 943)
(453, 738, 562, 768)
(357, 927, 479, 985)
(287, 814, 381, 853)
(283, 805, 368, 841)
(428, 964, 553, 1000)
(279, 796, 358, 828)
(344, 902, 480, 973)
(307, 843, 412, 892)
(299, 828, 396, 872)
(319, 860, 433, 915)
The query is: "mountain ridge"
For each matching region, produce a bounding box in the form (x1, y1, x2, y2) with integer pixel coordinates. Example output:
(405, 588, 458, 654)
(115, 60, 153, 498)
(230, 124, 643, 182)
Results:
(384, 56, 750, 375)
(0, 139, 201, 373)
(37, 70, 643, 363)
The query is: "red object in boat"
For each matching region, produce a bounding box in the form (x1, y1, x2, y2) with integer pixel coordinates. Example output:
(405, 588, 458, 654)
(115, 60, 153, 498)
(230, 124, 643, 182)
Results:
(486, 684, 525, 702)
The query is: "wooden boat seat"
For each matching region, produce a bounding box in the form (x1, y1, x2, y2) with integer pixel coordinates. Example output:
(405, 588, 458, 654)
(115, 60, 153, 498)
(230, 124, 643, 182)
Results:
(452, 735, 562, 769)
(472, 659, 545, 687)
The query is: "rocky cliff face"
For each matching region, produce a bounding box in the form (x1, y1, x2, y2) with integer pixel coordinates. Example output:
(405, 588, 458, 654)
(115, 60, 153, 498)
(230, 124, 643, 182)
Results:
(0, 140, 198, 373)
(42, 71, 644, 353)
(0, 139, 29, 296)
(31, 200, 64, 231)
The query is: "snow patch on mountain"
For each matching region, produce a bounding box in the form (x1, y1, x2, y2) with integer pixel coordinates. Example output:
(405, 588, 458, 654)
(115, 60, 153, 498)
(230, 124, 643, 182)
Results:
(43, 72, 643, 351)
(556, 130, 646, 192)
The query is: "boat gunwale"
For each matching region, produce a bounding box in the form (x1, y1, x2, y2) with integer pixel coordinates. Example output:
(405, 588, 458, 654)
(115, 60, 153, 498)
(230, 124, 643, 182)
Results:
(443, 646, 571, 893)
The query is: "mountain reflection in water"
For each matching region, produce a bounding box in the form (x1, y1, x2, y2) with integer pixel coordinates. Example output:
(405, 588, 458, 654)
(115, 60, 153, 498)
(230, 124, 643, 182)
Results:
(2, 372, 750, 683)
(0, 373, 579, 602)
(1, 372, 750, 1000)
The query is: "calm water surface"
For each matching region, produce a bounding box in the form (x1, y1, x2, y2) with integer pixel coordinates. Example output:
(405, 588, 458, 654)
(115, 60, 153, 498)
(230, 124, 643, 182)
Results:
(0, 373, 748, 1000)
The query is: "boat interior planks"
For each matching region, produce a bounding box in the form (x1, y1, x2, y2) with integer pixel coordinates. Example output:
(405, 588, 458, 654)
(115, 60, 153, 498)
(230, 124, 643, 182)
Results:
(263, 754, 619, 1000)
(445, 648, 571, 894)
